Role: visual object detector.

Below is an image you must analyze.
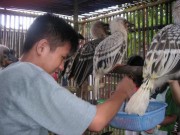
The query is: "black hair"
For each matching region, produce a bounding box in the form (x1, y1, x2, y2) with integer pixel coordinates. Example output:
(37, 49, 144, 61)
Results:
(127, 55, 144, 66)
(127, 55, 144, 87)
(23, 14, 79, 56)
(78, 33, 84, 40)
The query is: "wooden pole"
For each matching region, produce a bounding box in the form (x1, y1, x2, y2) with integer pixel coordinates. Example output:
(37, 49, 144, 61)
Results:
(73, 0, 79, 32)
(80, 0, 173, 24)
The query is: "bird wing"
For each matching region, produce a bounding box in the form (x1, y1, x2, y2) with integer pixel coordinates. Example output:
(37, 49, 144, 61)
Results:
(61, 47, 82, 78)
(143, 24, 180, 80)
(70, 38, 104, 86)
(93, 32, 127, 77)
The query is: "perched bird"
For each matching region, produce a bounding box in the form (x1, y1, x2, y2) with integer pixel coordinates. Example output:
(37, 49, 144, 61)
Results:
(125, 0, 180, 115)
(0, 45, 18, 69)
(64, 21, 110, 87)
(93, 17, 133, 100)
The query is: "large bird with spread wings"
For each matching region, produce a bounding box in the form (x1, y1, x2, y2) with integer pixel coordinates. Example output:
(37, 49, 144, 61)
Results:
(93, 17, 133, 100)
(64, 21, 110, 87)
(125, 0, 180, 115)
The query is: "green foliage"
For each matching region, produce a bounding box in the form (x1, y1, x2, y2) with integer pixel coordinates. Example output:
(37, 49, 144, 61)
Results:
(125, 2, 173, 57)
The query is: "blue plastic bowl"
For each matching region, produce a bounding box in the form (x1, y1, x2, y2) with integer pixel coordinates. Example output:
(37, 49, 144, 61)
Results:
(109, 101, 167, 131)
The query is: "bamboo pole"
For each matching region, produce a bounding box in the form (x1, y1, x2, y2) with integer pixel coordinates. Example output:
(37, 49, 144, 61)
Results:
(73, 0, 79, 32)
(79, 0, 174, 24)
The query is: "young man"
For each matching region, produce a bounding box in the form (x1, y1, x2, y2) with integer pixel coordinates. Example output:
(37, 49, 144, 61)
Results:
(0, 14, 136, 135)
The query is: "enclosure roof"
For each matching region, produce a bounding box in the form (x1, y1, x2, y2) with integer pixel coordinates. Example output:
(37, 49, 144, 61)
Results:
(0, 0, 134, 16)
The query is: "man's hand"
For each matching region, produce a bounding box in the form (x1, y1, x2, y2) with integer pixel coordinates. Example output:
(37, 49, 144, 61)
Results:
(115, 76, 136, 99)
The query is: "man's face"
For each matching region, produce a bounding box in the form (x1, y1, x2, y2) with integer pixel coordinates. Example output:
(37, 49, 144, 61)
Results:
(42, 42, 71, 74)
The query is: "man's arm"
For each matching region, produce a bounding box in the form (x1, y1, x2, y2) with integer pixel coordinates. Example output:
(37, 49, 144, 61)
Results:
(88, 77, 136, 131)
(169, 80, 180, 106)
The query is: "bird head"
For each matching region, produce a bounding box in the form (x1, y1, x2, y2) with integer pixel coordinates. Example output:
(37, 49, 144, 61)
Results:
(172, 0, 180, 24)
(90, 21, 110, 39)
(0, 45, 18, 68)
(110, 17, 134, 36)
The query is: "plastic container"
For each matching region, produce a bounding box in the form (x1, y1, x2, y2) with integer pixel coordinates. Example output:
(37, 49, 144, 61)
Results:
(110, 101, 167, 131)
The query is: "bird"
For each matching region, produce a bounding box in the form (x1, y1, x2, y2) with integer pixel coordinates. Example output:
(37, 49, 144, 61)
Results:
(93, 17, 133, 100)
(125, 0, 180, 116)
(0, 45, 18, 69)
(63, 21, 110, 87)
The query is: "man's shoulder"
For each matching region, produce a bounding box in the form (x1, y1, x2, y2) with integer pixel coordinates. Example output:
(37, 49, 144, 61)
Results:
(0, 62, 46, 82)
(8, 62, 43, 74)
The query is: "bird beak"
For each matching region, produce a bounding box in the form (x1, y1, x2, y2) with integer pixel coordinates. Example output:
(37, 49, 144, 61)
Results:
(124, 20, 135, 32)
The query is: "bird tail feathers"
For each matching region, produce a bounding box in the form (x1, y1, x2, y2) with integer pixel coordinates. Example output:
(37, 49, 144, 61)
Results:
(125, 83, 150, 116)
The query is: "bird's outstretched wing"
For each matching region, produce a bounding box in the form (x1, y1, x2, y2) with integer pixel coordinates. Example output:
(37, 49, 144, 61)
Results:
(93, 32, 127, 77)
(143, 24, 180, 82)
